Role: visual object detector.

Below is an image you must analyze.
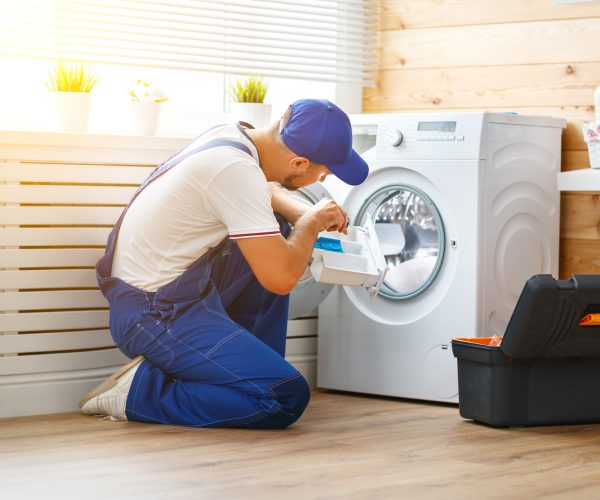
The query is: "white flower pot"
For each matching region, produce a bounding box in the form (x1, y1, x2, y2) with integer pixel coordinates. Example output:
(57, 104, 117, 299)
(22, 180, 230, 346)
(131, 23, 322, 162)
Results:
(128, 101, 162, 136)
(230, 102, 272, 129)
(49, 92, 92, 133)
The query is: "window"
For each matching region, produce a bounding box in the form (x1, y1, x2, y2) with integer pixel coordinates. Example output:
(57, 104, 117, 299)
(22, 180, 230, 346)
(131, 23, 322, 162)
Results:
(0, 1, 377, 134)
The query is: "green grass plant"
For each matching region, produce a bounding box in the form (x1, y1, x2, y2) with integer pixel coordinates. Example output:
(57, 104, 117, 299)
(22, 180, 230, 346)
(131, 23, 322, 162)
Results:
(230, 75, 268, 103)
(46, 61, 100, 93)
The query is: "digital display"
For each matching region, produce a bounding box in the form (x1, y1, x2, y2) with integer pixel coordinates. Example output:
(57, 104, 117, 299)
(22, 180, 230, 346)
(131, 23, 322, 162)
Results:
(418, 121, 456, 132)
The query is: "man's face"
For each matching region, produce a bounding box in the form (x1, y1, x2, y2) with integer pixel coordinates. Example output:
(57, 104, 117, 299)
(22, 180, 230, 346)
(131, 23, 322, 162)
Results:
(281, 162, 331, 191)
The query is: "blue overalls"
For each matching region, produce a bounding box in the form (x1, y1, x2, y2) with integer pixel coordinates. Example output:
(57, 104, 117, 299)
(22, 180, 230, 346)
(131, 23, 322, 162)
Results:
(96, 134, 311, 428)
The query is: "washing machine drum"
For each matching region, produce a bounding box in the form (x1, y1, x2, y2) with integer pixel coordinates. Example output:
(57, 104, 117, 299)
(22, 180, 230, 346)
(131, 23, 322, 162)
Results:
(355, 184, 445, 300)
(287, 183, 334, 319)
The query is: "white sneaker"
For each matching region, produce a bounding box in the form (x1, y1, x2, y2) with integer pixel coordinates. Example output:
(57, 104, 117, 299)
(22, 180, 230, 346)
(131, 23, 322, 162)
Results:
(79, 355, 144, 420)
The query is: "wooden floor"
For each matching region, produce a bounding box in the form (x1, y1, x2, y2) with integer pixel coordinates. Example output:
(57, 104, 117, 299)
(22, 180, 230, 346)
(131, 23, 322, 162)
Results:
(2, 390, 600, 499)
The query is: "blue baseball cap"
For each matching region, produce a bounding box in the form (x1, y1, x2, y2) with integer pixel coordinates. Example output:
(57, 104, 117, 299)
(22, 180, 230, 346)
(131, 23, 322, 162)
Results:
(280, 99, 369, 186)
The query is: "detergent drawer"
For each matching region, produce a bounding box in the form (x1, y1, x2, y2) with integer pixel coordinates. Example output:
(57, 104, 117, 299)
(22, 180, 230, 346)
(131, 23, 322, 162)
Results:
(309, 215, 387, 295)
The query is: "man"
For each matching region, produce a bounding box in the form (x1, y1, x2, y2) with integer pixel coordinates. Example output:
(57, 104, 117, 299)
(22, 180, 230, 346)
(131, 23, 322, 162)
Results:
(79, 99, 368, 428)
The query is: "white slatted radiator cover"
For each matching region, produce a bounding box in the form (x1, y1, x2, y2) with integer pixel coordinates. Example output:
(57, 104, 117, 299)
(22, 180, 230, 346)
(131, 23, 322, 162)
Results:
(0, 131, 317, 418)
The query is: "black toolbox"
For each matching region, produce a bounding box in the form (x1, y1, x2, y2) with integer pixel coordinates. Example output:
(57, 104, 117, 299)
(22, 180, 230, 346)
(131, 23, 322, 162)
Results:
(452, 274, 600, 427)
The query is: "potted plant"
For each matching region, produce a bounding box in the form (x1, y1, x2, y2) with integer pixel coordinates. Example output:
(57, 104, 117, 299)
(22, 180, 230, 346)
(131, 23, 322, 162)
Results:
(127, 80, 168, 136)
(229, 75, 271, 128)
(46, 60, 100, 133)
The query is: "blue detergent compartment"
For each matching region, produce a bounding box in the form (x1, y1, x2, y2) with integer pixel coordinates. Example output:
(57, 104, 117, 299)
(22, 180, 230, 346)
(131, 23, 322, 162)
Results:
(315, 237, 344, 253)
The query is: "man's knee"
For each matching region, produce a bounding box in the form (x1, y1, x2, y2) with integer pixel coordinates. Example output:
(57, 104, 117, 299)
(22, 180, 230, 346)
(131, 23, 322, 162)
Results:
(252, 373, 311, 429)
(279, 374, 311, 419)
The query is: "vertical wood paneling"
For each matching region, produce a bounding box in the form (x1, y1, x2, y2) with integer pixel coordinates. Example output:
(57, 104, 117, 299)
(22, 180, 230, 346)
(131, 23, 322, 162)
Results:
(367, 0, 600, 276)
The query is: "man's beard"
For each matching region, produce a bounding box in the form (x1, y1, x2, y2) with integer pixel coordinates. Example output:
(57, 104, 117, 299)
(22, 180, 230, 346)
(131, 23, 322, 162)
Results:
(280, 173, 304, 191)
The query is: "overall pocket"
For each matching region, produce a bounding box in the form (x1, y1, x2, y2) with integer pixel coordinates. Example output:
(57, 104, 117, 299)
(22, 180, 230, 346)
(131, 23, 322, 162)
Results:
(121, 316, 177, 371)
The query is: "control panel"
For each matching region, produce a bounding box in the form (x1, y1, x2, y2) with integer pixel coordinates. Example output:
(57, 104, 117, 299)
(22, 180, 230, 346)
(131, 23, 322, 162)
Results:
(372, 113, 486, 160)
(415, 121, 464, 142)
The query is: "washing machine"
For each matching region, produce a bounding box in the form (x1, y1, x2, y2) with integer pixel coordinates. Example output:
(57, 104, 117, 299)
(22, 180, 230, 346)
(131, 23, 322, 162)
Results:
(317, 111, 566, 403)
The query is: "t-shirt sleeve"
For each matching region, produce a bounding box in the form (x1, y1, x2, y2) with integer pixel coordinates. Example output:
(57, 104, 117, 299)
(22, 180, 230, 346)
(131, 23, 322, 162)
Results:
(203, 159, 281, 239)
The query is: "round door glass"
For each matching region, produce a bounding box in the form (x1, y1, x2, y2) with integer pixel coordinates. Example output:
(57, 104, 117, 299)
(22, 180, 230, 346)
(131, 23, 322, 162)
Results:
(356, 185, 445, 300)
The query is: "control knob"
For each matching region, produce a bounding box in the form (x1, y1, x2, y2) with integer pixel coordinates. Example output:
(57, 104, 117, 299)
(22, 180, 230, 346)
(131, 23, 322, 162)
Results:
(386, 129, 403, 147)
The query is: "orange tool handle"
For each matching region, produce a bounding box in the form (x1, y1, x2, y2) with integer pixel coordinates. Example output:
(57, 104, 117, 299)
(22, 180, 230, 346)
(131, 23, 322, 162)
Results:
(578, 314, 600, 326)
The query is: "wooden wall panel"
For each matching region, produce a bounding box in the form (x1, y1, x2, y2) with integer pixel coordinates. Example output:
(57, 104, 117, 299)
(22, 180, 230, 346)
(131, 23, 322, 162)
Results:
(563, 150, 591, 171)
(381, 0, 600, 30)
(365, 63, 600, 110)
(368, 0, 600, 276)
(561, 193, 600, 240)
(560, 239, 600, 278)
(380, 19, 600, 70)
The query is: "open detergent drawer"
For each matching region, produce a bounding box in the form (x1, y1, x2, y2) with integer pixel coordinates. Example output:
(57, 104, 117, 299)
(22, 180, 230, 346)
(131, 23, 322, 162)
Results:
(452, 274, 600, 427)
(309, 215, 387, 295)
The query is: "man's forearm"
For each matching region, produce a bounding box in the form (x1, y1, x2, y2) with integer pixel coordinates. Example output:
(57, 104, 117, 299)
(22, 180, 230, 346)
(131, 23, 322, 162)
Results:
(283, 211, 321, 284)
(269, 182, 311, 225)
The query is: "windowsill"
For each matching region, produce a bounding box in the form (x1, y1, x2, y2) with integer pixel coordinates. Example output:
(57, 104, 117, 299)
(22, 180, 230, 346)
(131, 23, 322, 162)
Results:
(0, 128, 193, 151)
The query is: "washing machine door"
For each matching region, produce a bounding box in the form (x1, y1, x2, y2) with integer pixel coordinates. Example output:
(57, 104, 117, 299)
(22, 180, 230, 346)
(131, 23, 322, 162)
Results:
(287, 183, 335, 319)
(354, 183, 445, 301)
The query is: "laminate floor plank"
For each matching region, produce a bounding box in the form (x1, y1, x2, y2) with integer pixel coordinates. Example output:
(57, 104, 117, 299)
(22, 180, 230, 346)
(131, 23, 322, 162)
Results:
(1, 391, 599, 499)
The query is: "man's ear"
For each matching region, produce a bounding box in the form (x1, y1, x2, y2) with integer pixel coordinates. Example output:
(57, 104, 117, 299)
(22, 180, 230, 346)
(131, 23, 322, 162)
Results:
(289, 156, 311, 173)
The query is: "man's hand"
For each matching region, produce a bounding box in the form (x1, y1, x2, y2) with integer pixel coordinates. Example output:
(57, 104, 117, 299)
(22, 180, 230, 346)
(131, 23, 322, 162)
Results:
(301, 198, 349, 235)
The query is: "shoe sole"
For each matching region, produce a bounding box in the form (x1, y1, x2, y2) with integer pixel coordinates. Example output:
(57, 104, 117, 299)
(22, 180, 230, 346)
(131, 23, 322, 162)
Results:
(78, 355, 144, 409)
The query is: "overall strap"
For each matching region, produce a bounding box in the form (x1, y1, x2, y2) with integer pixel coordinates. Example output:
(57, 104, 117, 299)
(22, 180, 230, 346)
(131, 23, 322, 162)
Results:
(135, 139, 253, 196)
(152, 123, 226, 174)
(105, 139, 254, 254)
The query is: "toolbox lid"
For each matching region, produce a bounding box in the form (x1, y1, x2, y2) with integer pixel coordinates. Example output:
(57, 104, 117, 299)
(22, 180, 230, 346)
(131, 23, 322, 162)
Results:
(500, 274, 600, 360)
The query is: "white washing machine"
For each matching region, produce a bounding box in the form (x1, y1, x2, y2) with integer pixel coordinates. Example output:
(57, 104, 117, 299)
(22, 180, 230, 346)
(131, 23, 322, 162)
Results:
(317, 111, 566, 403)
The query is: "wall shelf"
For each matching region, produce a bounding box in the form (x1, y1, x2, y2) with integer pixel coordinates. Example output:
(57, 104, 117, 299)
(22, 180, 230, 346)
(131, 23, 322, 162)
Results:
(557, 169, 600, 192)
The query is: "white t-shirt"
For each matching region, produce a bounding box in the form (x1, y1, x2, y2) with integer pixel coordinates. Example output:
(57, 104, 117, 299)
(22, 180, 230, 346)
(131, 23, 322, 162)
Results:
(111, 123, 280, 292)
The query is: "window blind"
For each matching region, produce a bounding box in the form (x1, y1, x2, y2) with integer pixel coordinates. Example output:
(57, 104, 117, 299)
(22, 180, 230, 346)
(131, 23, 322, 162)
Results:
(0, 0, 378, 85)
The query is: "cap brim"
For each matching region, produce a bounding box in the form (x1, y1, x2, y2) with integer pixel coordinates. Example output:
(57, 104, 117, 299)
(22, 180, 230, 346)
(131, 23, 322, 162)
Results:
(326, 149, 369, 186)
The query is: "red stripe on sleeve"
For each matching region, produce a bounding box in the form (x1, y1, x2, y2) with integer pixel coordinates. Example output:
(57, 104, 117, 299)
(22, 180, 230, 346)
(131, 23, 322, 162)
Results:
(229, 230, 281, 239)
